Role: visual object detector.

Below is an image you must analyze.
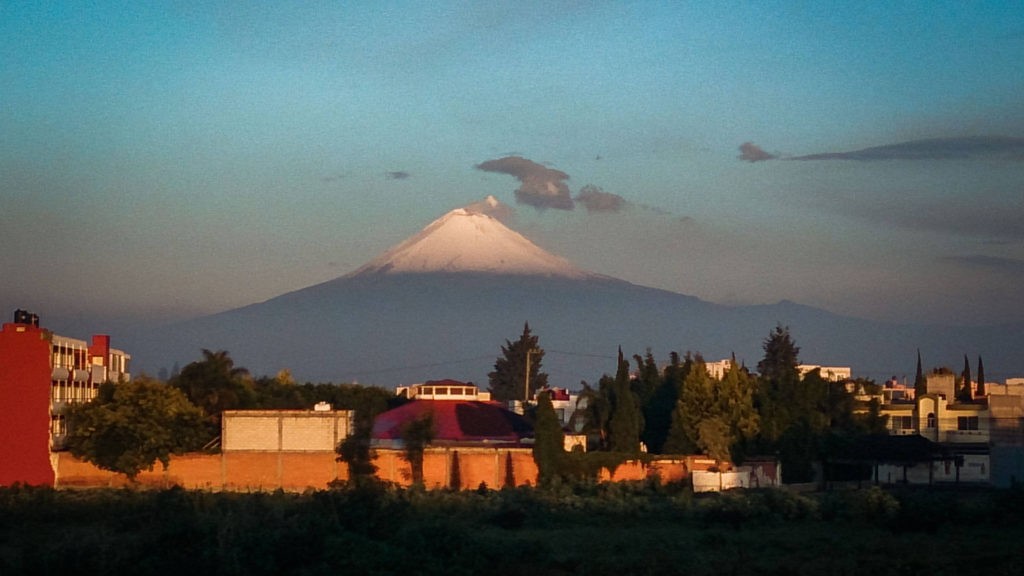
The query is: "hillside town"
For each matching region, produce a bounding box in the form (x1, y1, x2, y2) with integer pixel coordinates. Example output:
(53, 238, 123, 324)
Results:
(3, 309, 1023, 491)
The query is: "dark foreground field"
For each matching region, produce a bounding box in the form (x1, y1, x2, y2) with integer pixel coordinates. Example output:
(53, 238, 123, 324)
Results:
(3, 482, 1023, 575)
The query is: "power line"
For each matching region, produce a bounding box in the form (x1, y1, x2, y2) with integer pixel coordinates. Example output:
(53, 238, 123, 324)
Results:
(545, 349, 618, 360)
(339, 355, 495, 378)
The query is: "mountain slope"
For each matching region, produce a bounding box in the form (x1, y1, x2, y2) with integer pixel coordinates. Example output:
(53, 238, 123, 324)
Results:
(125, 200, 1024, 386)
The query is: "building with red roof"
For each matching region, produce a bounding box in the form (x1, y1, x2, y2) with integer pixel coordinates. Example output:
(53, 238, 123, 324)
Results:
(373, 380, 532, 448)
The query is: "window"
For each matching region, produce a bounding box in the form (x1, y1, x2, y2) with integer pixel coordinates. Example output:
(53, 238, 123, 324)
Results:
(957, 416, 979, 431)
(926, 413, 936, 428)
(892, 415, 914, 430)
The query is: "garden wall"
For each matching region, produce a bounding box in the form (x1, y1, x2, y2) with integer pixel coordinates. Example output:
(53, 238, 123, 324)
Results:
(51, 449, 697, 491)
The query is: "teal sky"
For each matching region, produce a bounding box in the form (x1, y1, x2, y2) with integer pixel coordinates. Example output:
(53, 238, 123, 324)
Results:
(2, 1, 1023, 329)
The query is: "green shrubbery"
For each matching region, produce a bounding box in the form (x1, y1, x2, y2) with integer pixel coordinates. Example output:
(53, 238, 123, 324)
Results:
(2, 483, 1024, 574)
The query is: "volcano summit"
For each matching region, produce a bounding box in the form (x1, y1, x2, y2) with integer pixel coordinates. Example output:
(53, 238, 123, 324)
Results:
(127, 198, 1024, 387)
(350, 196, 589, 279)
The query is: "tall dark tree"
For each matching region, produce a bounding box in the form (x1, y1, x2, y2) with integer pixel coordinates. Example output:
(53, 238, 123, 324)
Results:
(336, 409, 378, 486)
(400, 412, 435, 486)
(958, 354, 973, 403)
(757, 325, 800, 384)
(715, 356, 760, 462)
(914, 349, 926, 398)
(532, 390, 565, 486)
(631, 350, 660, 406)
(449, 450, 462, 490)
(663, 353, 699, 454)
(503, 450, 515, 488)
(755, 327, 801, 446)
(677, 354, 715, 452)
(607, 348, 641, 455)
(572, 381, 611, 449)
(488, 323, 548, 402)
(977, 356, 986, 397)
(642, 351, 683, 454)
(170, 349, 252, 437)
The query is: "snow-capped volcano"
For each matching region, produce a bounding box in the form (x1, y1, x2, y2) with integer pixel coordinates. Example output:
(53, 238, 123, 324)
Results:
(350, 196, 590, 278)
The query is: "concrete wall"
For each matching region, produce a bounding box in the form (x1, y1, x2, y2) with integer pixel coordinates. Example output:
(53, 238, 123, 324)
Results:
(222, 410, 353, 452)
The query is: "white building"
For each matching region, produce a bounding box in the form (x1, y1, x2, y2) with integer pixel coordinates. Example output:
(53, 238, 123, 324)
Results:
(798, 364, 851, 382)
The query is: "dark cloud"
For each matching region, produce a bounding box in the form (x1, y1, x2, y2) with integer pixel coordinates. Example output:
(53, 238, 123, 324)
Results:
(738, 142, 777, 162)
(940, 255, 1024, 276)
(385, 171, 411, 180)
(575, 184, 625, 213)
(475, 156, 574, 210)
(321, 172, 349, 183)
(790, 136, 1024, 161)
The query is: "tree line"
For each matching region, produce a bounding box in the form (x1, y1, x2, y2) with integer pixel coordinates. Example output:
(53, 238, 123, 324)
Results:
(67, 325, 889, 485)
(493, 324, 888, 484)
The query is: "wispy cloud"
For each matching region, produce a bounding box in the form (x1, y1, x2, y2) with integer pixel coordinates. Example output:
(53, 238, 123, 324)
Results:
(738, 142, 777, 162)
(789, 136, 1024, 161)
(941, 254, 1024, 276)
(476, 156, 574, 210)
(575, 184, 625, 213)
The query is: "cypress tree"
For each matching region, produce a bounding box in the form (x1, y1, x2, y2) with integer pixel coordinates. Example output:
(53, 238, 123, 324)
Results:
(503, 450, 515, 488)
(959, 354, 973, 403)
(608, 348, 641, 454)
(400, 412, 435, 486)
(488, 323, 548, 402)
(977, 356, 986, 397)
(532, 390, 565, 486)
(914, 349, 926, 398)
(449, 450, 462, 490)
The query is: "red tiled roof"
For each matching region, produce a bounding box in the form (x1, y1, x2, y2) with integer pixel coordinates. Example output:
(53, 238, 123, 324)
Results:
(372, 400, 532, 444)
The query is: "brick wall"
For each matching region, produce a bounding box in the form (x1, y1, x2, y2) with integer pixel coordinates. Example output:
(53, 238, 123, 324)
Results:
(51, 450, 694, 491)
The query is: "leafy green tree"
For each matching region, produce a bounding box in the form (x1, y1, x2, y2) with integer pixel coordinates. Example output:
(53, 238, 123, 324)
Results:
(607, 348, 641, 455)
(715, 356, 760, 461)
(488, 323, 548, 402)
(532, 390, 565, 486)
(673, 354, 758, 464)
(678, 354, 715, 450)
(696, 417, 732, 463)
(65, 377, 206, 480)
(401, 412, 436, 486)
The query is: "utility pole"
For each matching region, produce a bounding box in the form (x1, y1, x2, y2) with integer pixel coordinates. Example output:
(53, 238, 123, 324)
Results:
(524, 348, 540, 403)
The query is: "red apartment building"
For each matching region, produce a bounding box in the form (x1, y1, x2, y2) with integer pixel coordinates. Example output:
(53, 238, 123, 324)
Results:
(0, 310, 131, 486)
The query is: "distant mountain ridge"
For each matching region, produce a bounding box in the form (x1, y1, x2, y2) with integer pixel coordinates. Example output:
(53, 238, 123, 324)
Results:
(124, 199, 1024, 387)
